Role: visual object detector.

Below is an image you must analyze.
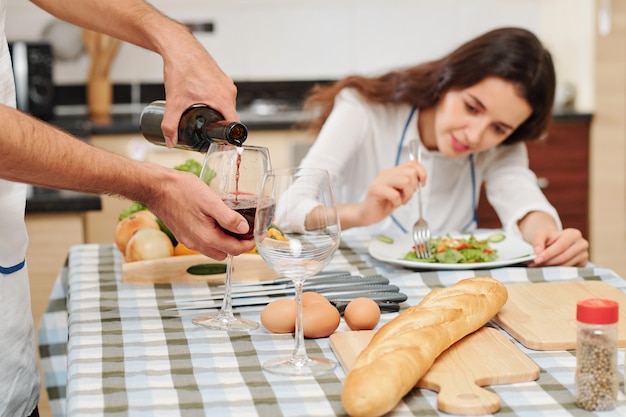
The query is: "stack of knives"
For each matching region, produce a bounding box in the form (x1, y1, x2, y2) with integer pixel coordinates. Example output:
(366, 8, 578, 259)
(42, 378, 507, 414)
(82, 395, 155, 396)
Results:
(167, 272, 407, 314)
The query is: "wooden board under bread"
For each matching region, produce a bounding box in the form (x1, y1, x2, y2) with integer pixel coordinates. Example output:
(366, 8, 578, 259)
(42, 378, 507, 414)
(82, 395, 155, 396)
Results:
(122, 253, 280, 284)
(330, 327, 538, 416)
(493, 281, 626, 351)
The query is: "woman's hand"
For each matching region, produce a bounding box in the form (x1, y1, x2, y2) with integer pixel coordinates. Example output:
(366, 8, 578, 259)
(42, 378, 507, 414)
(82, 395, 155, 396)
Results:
(519, 211, 589, 267)
(528, 228, 589, 267)
(338, 161, 425, 230)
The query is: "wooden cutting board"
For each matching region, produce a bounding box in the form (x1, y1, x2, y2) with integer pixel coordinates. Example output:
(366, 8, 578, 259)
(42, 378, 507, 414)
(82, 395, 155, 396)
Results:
(493, 281, 626, 351)
(330, 326, 539, 415)
(122, 253, 279, 284)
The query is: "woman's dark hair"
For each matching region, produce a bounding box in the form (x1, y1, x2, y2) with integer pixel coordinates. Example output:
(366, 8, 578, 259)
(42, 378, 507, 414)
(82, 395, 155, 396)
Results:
(302, 27, 555, 144)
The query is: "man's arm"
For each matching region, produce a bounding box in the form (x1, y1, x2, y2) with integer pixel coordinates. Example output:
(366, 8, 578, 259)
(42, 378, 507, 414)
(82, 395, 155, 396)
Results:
(1, 105, 253, 258)
(30, 0, 239, 145)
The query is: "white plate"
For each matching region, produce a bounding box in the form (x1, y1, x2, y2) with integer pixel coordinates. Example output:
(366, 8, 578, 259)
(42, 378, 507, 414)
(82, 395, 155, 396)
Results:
(368, 231, 535, 270)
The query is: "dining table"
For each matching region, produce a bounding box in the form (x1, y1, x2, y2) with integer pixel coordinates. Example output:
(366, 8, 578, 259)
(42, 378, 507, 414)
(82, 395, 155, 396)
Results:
(38, 233, 626, 417)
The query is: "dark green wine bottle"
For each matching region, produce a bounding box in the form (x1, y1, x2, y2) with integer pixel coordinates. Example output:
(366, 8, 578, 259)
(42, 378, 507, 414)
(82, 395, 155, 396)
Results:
(140, 100, 247, 151)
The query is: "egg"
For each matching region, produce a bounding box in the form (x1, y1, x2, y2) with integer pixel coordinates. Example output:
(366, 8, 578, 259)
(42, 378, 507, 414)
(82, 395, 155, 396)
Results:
(260, 298, 297, 333)
(302, 291, 331, 307)
(344, 297, 381, 331)
(261, 292, 340, 338)
(303, 301, 341, 338)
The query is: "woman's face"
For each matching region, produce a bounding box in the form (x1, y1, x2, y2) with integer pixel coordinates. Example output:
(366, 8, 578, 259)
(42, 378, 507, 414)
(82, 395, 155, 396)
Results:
(422, 76, 532, 158)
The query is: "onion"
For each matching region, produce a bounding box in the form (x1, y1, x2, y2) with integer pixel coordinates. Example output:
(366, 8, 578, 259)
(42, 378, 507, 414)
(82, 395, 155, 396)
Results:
(115, 211, 160, 254)
(125, 229, 174, 262)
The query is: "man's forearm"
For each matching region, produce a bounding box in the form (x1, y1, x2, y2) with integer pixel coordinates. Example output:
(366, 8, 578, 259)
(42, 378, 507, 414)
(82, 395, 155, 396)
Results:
(29, 0, 190, 55)
(0, 105, 166, 203)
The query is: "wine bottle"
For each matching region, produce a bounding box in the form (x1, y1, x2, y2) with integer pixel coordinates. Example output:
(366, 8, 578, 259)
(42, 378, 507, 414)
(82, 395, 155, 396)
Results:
(140, 100, 248, 151)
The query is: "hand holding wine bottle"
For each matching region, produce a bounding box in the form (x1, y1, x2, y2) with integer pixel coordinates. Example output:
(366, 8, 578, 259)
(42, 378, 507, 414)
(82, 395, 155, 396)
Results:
(140, 100, 248, 151)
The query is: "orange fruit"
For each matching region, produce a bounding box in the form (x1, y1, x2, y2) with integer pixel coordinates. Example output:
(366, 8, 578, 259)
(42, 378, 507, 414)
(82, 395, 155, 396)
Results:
(245, 246, 258, 254)
(174, 242, 201, 256)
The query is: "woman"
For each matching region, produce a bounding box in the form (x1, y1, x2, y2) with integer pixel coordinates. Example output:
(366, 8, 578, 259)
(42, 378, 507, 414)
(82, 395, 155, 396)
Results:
(299, 27, 588, 267)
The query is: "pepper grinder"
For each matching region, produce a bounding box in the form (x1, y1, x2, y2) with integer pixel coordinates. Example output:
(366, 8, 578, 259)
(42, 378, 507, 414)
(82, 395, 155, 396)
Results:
(575, 298, 619, 411)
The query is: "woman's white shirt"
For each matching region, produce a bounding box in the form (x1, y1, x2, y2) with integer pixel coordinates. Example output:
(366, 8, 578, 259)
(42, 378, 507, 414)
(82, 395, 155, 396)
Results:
(299, 88, 560, 238)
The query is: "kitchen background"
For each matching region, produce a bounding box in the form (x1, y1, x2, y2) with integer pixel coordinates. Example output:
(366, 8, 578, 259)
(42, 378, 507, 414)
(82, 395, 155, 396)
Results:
(7, 0, 593, 110)
(6, 0, 615, 278)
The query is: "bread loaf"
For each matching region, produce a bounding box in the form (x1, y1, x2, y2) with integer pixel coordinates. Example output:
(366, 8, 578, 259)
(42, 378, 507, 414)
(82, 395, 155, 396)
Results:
(341, 277, 508, 417)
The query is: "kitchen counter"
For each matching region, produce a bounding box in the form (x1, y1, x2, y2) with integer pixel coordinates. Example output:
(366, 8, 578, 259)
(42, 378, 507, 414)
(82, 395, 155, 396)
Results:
(51, 108, 592, 137)
(26, 186, 102, 214)
(86, 108, 308, 135)
(49, 81, 592, 136)
(52, 107, 308, 136)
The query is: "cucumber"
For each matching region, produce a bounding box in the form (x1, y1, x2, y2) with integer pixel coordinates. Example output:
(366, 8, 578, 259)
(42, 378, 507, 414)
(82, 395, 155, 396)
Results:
(186, 263, 228, 275)
(375, 235, 394, 244)
(487, 232, 506, 243)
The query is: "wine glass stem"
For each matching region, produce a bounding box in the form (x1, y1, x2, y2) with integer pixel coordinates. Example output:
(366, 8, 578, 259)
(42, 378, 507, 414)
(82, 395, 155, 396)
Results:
(218, 254, 235, 319)
(292, 279, 308, 363)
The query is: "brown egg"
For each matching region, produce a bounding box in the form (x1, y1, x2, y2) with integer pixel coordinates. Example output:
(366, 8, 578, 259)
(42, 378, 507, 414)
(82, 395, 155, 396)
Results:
(260, 298, 297, 333)
(303, 301, 340, 338)
(344, 297, 381, 331)
(302, 291, 330, 307)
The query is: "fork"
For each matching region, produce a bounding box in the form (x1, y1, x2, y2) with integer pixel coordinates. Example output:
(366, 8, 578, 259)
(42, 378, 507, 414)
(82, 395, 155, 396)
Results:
(408, 140, 432, 259)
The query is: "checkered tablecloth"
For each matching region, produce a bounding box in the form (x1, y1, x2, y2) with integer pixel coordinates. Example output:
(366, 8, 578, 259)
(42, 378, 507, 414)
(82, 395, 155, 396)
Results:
(38, 236, 626, 417)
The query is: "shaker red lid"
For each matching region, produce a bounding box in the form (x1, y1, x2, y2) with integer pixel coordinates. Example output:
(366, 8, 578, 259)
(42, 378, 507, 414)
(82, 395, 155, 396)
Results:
(577, 298, 619, 324)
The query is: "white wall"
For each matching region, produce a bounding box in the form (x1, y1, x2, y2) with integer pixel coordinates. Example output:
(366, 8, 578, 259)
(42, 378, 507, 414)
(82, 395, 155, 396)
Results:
(5, 0, 594, 111)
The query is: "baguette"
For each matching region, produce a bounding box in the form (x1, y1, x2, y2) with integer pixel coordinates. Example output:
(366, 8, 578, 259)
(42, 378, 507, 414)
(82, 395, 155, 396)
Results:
(341, 277, 508, 417)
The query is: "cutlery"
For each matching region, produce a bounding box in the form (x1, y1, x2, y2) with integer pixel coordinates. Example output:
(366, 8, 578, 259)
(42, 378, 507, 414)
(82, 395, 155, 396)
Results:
(229, 274, 388, 294)
(330, 300, 401, 314)
(409, 139, 432, 259)
(172, 277, 393, 303)
(166, 273, 388, 303)
(166, 288, 406, 310)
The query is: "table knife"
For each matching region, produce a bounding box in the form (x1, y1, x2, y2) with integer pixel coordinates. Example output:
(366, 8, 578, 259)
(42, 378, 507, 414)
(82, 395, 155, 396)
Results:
(167, 274, 390, 303)
(167, 287, 405, 310)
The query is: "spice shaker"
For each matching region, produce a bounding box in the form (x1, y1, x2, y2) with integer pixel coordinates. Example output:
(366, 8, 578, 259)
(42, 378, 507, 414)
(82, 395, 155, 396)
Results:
(575, 298, 619, 411)
(140, 100, 248, 152)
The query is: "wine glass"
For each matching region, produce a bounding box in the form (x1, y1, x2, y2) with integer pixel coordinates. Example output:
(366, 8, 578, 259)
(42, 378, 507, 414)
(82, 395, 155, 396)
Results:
(254, 167, 341, 376)
(192, 143, 271, 331)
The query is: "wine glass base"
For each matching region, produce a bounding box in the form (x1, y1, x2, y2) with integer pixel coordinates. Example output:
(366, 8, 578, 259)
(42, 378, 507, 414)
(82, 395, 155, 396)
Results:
(192, 315, 259, 332)
(263, 355, 337, 377)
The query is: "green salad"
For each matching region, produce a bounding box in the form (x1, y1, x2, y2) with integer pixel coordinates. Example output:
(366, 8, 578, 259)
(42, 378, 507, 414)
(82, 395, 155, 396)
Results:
(403, 234, 498, 264)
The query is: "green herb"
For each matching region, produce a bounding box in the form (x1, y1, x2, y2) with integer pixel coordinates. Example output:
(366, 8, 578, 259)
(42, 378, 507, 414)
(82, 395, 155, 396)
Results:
(174, 159, 202, 176)
(156, 218, 177, 247)
(119, 201, 148, 220)
(174, 159, 216, 185)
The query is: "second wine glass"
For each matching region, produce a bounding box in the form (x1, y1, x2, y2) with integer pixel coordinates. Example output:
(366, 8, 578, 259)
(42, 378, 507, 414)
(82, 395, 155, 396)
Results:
(192, 143, 271, 331)
(254, 167, 341, 376)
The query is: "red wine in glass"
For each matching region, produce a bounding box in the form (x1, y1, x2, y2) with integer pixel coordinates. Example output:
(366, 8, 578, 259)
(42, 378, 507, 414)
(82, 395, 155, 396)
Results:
(221, 193, 257, 240)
